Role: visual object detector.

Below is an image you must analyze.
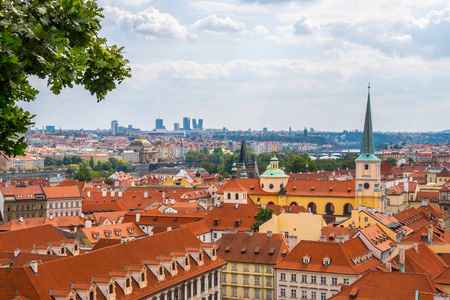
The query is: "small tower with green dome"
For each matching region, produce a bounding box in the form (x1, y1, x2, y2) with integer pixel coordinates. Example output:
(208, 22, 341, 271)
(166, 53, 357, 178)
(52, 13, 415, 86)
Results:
(231, 160, 238, 180)
(259, 154, 289, 193)
(240, 164, 248, 179)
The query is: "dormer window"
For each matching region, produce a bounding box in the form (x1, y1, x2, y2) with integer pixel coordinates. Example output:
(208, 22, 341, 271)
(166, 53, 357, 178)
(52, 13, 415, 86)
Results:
(199, 252, 203, 262)
(303, 255, 310, 264)
(159, 267, 163, 276)
(89, 291, 95, 300)
(212, 248, 216, 257)
(109, 284, 114, 294)
(126, 278, 131, 288)
(185, 258, 189, 266)
(61, 248, 65, 254)
(141, 272, 146, 283)
(323, 256, 331, 266)
(172, 262, 176, 271)
(128, 228, 134, 234)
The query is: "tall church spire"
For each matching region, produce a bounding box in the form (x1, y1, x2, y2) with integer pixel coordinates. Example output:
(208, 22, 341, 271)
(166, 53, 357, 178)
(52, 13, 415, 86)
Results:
(357, 83, 379, 161)
(238, 139, 248, 164)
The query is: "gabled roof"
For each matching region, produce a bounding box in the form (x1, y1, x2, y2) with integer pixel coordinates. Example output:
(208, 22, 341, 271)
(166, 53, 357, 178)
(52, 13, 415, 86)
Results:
(0, 225, 68, 252)
(357, 224, 394, 252)
(329, 270, 445, 300)
(438, 168, 450, 177)
(394, 207, 431, 231)
(275, 238, 381, 275)
(0, 185, 45, 200)
(381, 160, 393, 175)
(180, 219, 211, 236)
(216, 232, 288, 265)
(43, 186, 81, 199)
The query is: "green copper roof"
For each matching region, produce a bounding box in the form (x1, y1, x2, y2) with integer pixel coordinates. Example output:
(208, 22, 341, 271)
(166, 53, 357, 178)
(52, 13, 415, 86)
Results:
(240, 164, 248, 178)
(356, 85, 380, 162)
(260, 168, 289, 178)
(270, 156, 278, 162)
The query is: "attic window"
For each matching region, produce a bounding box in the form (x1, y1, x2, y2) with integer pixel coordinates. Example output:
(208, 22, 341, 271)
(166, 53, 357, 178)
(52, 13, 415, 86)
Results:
(241, 246, 247, 253)
(225, 245, 232, 252)
(349, 287, 359, 299)
(235, 220, 241, 228)
(269, 247, 275, 255)
(303, 255, 310, 264)
(323, 256, 331, 266)
(329, 187, 333, 192)
(214, 218, 220, 226)
(310, 187, 315, 192)
(254, 246, 261, 254)
(128, 228, 134, 234)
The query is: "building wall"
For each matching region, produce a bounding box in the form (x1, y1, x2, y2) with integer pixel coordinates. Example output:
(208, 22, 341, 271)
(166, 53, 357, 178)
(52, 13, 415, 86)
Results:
(47, 197, 82, 217)
(222, 261, 275, 300)
(3, 199, 46, 221)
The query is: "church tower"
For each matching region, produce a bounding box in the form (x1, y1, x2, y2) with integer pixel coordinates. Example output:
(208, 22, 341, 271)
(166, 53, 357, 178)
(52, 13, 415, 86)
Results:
(355, 85, 382, 210)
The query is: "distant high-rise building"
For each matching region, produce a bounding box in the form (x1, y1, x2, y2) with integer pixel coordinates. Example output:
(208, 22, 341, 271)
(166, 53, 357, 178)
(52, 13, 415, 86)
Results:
(183, 117, 191, 131)
(174, 123, 180, 131)
(310, 127, 315, 134)
(192, 119, 198, 130)
(198, 119, 203, 131)
(289, 126, 292, 132)
(111, 120, 118, 135)
(304, 127, 308, 136)
(263, 127, 268, 134)
(45, 125, 55, 132)
(155, 118, 164, 129)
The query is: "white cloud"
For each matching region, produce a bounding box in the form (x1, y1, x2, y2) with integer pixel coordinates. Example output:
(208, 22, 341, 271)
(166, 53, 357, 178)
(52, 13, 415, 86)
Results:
(293, 16, 316, 35)
(188, 1, 269, 14)
(253, 25, 269, 34)
(193, 15, 246, 33)
(104, 6, 198, 40)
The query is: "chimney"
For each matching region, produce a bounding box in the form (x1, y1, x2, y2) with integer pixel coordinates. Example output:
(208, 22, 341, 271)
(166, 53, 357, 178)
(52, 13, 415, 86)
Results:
(319, 236, 326, 242)
(136, 213, 141, 223)
(85, 220, 92, 228)
(118, 191, 123, 197)
(167, 227, 172, 231)
(261, 204, 266, 209)
(111, 190, 115, 197)
(170, 199, 175, 205)
(30, 260, 38, 274)
(49, 215, 54, 220)
(144, 191, 148, 198)
(102, 190, 106, 197)
(162, 191, 165, 198)
(438, 219, 445, 229)
(121, 236, 128, 244)
(343, 233, 349, 242)
(427, 225, 433, 244)
(413, 243, 418, 252)
(267, 231, 273, 238)
(289, 236, 298, 251)
(399, 247, 405, 266)
(234, 204, 239, 209)
(81, 213, 84, 219)
(87, 191, 91, 198)
(245, 230, 253, 237)
(19, 216, 23, 223)
(422, 198, 429, 207)
(385, 262, 392, 272)
(14, 248, 20, 258)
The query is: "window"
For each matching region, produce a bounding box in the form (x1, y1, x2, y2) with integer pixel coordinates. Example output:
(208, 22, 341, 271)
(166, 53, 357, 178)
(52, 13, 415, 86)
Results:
(280, 273, 286, 281)
(232, 263, 237, 271)
(89, 291, 94, 300)
(291, 274, 297, 282)
(222, 287, 226, 296)
(301, 274, 307, 283)
(126, 278, 130, 288)
(255, 289, 260, 299)
(320, 276, 326, 285)
(244, 276, 249, 285)
(244, 288, 249, 298)
(109, 284, 114, 294)
(232, 288, 237, 297)
(266, 277, 272, 286)
(302, 290, 307, 299)
(311, 275, 316, 284)
(255, 265, 260, 273)
(266, 290, 272, 300)
(332, 277, 337, 286)
(232, 275, 237, 283)
(343, 278, 349, 285)
(291, 289, 297, 298)
(321, 292, 327, 300)
(269, 184, 274, 189)
(255, 277, 260, 285)
(235, 193, 239, 200)
(365, 164, 369, 170)
(364, 216, 368, 222)
(222, 274, 226, 282)
(214, 233, 217, 239)
(311, 291, 317, 299)
(266, 266, 272, 273)
(243, 264, 249, 272)
(141, 272, 145, 282)
(227, 193, 231, 199)
(280, 288, 286, 297)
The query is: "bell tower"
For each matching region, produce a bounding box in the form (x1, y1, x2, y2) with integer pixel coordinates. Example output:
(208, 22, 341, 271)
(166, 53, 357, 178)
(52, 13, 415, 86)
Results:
(355, 84, 382, 210)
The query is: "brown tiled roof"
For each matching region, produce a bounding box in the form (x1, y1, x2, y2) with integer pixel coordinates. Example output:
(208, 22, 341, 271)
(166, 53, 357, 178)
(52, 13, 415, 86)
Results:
(416, 191, 440, 202)
(0, 225, 67, 252)
(329, 270, 445, 300)
(77, 222, 146, 244)
(275, 238, 381, 275)
(320, 227, 358, 242)
(390, 243, 447, 279)
(438, 168, 450, 177)
(90, 239, 122, 251)
(123, 210, 204, 227)
(180, 219, 211, 236)
(400, 226, 450, 245)
(0, 228, 226, 300)
(357, 224, 394, 252)
(43, 186, 81, 199)
(394, 207, 431, 231)
(381, 160, 393, 175)
(216, 232, 288, 265)
(0, 185, 44, 200)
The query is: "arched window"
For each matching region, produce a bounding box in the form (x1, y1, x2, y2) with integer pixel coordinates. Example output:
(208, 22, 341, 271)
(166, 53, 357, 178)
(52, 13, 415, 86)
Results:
(227, 193, 231, 199)
(307, 202, 317, 214)
(344, 204, 353, 216)
(326, 203, 335, 215)
(235, 193, 239, 200)
(268, 202, 275, 205)
(290, 202, 298, 206)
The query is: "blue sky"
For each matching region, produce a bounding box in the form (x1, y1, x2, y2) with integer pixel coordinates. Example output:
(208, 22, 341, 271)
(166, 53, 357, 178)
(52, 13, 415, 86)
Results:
(23, 0, 450, 132)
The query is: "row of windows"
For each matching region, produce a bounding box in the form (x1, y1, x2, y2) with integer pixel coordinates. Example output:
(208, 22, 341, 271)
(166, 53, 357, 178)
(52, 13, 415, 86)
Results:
(7, 213, 45, 221)
(280, 273, 348, 285)
(48, 202, 80, 209)
(49, 211, 80, 217)
(230, 264, 271, 273)
(280, 288, 332, 300)
(225, 288, 270, 299)
(224, 274, 272, 286)
(7, 204, 44, 212)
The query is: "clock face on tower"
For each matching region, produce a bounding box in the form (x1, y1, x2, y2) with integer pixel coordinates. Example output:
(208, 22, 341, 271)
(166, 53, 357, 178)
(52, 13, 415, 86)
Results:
(363, 183, 370, 190)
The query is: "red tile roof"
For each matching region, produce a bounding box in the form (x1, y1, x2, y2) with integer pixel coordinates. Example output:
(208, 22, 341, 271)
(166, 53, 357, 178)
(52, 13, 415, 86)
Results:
(0, 225, 68, 252)
(43, 186, 81, 199)
(329, 270, 445, 300)
(275, 238, 381, 275)
(216, 232, 288, 265)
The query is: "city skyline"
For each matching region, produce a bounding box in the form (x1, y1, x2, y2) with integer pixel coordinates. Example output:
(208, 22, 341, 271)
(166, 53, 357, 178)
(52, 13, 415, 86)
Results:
(21, 0, 450, 132)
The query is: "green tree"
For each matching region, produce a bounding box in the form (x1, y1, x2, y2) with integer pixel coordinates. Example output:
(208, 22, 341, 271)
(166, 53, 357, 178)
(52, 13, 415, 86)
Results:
(387, 157, 397, 167)
(89, 156, 95, 169)
(185, 150, 202, 164)
(73, 161, 92, 182)
(67, 164, 79, 173)
(251, 208, 274, 232)
(71, 156, 82, 164)
(197, 162, 216, 174)
(0, 0, 131, 158)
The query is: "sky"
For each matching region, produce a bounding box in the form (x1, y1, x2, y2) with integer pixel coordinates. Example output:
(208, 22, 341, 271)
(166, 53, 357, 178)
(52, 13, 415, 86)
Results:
(23, 0, 450, 132)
